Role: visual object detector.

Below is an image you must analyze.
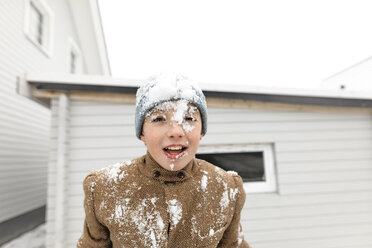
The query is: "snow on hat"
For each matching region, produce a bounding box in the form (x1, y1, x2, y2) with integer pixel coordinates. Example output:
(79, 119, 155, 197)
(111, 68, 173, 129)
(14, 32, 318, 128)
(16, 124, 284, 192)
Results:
(135, 73, 208, 139)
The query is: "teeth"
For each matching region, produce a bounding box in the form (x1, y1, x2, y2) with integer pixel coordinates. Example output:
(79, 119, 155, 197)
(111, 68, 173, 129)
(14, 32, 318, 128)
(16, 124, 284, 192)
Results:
(166, 146, 183, 150)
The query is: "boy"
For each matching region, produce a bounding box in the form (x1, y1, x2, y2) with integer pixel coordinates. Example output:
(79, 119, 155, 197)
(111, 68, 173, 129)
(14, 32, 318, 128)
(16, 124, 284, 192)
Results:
(77, 74, 250, 247)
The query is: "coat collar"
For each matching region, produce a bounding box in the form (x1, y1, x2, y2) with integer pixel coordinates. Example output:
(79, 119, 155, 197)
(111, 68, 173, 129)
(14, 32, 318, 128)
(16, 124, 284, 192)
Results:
(138, 152, 197, 182)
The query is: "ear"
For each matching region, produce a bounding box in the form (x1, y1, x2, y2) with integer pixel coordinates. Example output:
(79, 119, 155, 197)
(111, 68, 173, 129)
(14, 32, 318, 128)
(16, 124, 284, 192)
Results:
(140, 134, 146, 143)
(199, 132, 204, 140)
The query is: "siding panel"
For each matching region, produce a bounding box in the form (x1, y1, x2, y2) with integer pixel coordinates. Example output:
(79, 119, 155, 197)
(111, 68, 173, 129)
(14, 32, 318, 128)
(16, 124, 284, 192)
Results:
(0, 0, 82, 230)
(58, 101, 372, 247)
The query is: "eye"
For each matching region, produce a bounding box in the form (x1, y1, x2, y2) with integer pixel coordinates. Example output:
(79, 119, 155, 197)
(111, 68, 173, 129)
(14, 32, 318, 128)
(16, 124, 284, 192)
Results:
(151, 116, 166, 122)
(185, 116, 196, 122)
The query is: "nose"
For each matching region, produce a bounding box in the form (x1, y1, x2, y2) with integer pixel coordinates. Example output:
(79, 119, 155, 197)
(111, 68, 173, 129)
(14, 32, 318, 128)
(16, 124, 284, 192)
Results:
(167, 122, 185, 138)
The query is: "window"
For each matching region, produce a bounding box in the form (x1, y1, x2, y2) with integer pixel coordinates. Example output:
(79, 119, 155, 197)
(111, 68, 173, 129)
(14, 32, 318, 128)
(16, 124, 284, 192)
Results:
(29, 2, 43, 45)
(68, 37, 82, 74)
(196, 144, 277, 193)
(70, 51, 76, 73)
(24, 0, 54, 56)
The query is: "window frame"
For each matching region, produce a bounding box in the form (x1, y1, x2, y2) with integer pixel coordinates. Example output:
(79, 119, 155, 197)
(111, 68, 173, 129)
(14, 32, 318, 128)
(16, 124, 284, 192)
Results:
(24, 0, 54, 57)
(68, 37, 82, 74)
(197, 143, 277, 194)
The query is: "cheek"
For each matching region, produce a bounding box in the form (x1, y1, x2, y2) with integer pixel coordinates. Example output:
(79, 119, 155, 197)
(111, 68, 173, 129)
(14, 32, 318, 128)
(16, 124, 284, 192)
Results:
(188, 126, 203, 142)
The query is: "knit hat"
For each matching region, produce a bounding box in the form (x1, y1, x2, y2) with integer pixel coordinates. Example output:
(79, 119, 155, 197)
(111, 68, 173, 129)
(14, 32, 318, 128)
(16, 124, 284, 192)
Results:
(135, 73, 208, 139)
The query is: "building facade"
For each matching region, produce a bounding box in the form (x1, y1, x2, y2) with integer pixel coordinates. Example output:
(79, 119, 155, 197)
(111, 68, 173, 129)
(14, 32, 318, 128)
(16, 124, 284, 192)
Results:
(27, 76, 372, 247)
(0, 0, 109, 244)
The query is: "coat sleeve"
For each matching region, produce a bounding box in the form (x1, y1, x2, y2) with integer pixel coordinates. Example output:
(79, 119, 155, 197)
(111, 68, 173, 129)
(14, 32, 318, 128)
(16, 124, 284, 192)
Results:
(77, 174, 112, 248)
(218, 175, 251, 248)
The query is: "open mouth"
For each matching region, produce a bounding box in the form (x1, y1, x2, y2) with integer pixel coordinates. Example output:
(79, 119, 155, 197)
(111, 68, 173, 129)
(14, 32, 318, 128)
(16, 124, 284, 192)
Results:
(163, 145, 188, 160)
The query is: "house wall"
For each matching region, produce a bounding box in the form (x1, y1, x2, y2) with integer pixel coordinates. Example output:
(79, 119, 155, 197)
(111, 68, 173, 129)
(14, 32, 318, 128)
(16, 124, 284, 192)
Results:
(47, 99, 145, 247)
(48, 99, 372, 247)
(203, 106, 372, 248)
(0, 0, 84, 239)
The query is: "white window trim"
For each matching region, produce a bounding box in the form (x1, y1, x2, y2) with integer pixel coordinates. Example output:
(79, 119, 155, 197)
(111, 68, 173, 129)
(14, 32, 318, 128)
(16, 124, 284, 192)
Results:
(24, 0, 54, 57)
(197, 143, 277, 194)
(68, 37, 82, 74)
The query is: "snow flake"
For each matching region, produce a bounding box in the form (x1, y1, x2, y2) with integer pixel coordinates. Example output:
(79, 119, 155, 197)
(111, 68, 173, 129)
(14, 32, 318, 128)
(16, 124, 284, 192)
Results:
(227, 170, 238, 176)
(201, 174, 208, 191)
(100, 160, 132, 183)
(90, 181, 96, 192)
(167, 199, 183, 227)
(220, 189, 230, 210)
(137, 73, 203, 109)
(120, 197, 165, 247)
(238, 224, 244, 246)
(215, 167, 224, 182)
(99, 200, 107, 210)
(230, 188, 239, 201)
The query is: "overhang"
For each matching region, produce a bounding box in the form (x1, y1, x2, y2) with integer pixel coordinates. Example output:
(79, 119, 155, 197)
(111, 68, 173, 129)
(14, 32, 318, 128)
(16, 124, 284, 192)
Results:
(24, 73, 372, 109)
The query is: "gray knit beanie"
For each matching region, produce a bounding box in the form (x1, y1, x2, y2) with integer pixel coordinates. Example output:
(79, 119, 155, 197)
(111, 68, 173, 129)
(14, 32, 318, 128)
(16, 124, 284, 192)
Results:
(135, 73, 208, 139)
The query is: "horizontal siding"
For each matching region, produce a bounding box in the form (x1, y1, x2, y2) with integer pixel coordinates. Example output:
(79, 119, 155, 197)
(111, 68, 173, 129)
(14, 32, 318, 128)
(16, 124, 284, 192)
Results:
(0, 0, 80, 228)
(203, 107, 372, 247)
(53, 100, 372, 247)
(0, 92, 50, 223)
(248, 224, 372, 246)
(279, 159, 372, 173)
(0, 1, 108, 247)
(60, 101, 146, 246)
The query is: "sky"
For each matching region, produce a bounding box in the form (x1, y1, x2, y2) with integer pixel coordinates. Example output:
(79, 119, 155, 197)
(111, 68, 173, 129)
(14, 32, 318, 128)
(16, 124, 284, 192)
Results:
(98, 0, 372, 89)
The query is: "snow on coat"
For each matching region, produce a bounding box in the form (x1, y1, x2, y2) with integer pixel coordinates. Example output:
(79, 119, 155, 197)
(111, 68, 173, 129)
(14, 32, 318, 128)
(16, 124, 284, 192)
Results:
(77, 153, 250, 248)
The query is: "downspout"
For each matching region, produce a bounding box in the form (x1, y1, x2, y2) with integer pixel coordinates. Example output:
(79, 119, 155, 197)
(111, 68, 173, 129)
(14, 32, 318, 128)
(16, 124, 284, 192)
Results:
(55, 94, 69, 248)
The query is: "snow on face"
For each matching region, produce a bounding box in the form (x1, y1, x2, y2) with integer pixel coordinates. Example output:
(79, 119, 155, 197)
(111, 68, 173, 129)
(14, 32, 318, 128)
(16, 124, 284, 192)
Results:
(136, 73, 207, 139)
(141, 102, 202, 171)
(146, 100, 198, 133)
(143, 101, 202, 170)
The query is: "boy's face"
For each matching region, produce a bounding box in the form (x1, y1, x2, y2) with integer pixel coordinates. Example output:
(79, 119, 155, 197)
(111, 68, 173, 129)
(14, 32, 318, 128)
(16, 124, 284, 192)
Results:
(140, 101, 204, 171)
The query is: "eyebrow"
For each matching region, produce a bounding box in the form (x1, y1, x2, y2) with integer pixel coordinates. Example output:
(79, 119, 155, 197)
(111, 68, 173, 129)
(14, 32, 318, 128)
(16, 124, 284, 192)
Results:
(147, 110, 166, 116)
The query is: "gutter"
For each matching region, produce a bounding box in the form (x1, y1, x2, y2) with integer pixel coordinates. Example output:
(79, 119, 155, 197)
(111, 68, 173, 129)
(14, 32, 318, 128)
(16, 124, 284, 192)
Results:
(29, 81, 372, 108)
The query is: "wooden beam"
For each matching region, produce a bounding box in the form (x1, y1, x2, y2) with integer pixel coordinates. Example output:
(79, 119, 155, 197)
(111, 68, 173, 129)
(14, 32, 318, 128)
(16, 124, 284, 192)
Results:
(206, 97, 372, 114)
(31, 87, 372, 114)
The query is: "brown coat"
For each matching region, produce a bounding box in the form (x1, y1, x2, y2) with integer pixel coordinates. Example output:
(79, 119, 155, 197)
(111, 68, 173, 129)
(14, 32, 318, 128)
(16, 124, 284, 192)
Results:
(77, 153, 250, 248)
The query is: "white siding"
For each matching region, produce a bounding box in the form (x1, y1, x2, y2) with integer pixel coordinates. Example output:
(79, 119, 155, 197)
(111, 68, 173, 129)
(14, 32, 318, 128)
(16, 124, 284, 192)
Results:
(52, 100, 372, 247)
(203, 107, 372, 248)
(47, 100, 145, 247)
(0, 0, 82, 225)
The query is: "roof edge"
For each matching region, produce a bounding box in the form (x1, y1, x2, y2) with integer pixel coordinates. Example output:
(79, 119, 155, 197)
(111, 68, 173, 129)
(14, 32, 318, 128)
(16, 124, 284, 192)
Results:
(26, 73, 372, 109)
